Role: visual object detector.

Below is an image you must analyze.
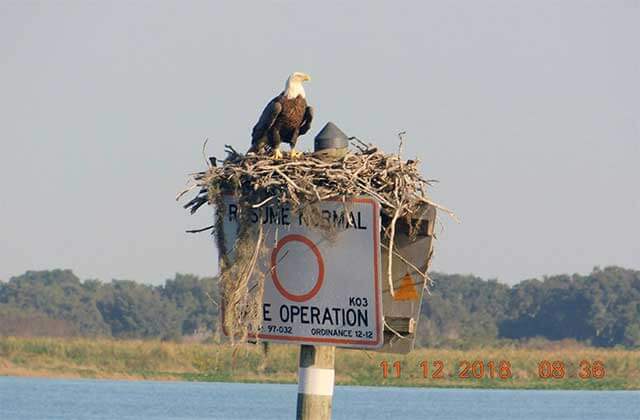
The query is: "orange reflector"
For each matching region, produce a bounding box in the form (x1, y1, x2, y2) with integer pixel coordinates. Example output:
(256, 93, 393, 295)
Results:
(393, 272, 419, 301)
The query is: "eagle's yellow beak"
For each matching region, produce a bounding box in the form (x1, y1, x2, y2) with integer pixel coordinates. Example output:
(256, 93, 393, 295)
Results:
(303, 74, 311, 82)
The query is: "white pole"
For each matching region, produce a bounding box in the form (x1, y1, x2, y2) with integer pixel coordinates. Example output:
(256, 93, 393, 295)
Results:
(296, 345, 335, 420)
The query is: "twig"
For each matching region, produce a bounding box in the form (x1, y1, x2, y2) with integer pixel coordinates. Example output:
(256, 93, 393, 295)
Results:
(186, 225, 215, 234)
(384, 319, 411, 340)
(252, 196, 275, 208)
(386, 207, 401, 297)
(380, 243, 428, 281)
(205, 291, 219, 307)
(397, 131, 406, 156)
(202, 138, 211, 168)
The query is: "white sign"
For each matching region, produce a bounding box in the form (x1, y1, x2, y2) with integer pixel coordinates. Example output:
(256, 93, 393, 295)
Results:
(220, 196, 383, 348)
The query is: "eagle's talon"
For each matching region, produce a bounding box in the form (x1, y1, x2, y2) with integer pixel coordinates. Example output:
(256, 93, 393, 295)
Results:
(290, 149, 302, 159)
(273, 149, 283, 160)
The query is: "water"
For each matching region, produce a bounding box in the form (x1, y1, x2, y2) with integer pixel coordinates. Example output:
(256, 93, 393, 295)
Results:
(0, 376, 637, 420)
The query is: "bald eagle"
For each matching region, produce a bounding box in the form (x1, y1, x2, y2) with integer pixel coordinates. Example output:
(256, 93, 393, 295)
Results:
(249, 72, 313, 159)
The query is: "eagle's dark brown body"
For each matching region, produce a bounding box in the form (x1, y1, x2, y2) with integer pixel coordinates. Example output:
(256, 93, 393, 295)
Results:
(274, 94, 307, 139)
(250, 93, 313, 154)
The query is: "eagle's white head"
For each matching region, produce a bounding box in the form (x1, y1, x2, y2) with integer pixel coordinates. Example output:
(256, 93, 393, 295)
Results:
(284, 72, 311, 99)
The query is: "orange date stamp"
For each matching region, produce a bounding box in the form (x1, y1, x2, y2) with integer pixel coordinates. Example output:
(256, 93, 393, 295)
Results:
(536, 359, 606, 379)
(379, 359, 606, 380)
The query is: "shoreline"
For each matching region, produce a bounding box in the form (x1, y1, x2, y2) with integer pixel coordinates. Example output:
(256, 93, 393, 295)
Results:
(2, 371, 639, 392)
(1, 337, 639, 390)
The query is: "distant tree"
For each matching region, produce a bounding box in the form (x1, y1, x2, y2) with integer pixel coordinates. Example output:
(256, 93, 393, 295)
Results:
(0, 305, 76, 337)
(419, 273, 510, 347)
(161, 274, 219, 335)
(584, 267, 640, 346)
(0, 270, 109, 336)
(624, 323, 640, 347)
(96, 280, 181, 339)
(499, 267, 640, 347)
(418, 267, 640, 348)
(501, 286, 593, 341)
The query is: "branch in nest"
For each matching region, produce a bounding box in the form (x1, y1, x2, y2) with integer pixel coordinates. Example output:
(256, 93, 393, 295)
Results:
(186, 225, 215, 234)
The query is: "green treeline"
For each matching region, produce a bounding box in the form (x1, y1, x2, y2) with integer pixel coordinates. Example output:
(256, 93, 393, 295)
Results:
(0, 267, 639, 348)
(420, 267, 640, 348)
(0, 270, 219, 341)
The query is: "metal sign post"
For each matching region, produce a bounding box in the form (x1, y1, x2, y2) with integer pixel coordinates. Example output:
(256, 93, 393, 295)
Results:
(295, 123, 347, 420)
(220, 194, 382, 420)
(218, 122, 437, 419)
(297, 345, 335, 419)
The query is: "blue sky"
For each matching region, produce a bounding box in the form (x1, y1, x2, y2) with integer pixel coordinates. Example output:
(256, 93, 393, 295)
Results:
(1, 1, 638, 284)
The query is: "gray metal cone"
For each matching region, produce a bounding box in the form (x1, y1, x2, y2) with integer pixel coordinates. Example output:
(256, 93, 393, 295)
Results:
(314, 122, 349, 152)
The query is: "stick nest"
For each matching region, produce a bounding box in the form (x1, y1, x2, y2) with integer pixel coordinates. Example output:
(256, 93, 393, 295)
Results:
(178, 142, 452, 342)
